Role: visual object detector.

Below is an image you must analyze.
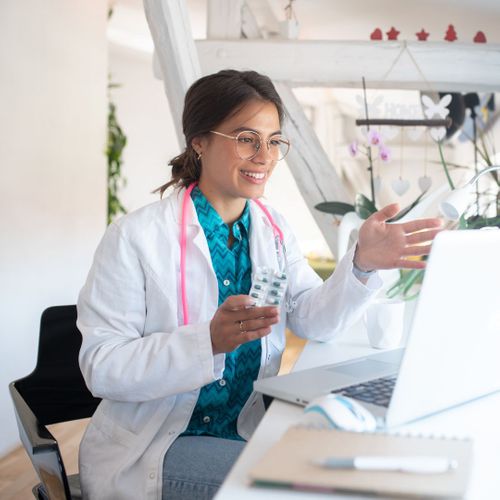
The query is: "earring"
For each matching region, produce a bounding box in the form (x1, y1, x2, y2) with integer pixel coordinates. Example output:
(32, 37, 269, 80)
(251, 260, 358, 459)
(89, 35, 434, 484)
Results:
(197, 152, 202, 160)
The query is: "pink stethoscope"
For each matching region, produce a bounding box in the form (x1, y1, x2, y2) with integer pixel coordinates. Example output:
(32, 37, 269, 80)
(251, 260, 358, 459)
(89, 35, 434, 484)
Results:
(180, 182, 287, 326)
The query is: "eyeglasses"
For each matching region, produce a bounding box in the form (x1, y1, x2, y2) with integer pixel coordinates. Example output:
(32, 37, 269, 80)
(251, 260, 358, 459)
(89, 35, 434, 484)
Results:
(210, 130, 290, 162)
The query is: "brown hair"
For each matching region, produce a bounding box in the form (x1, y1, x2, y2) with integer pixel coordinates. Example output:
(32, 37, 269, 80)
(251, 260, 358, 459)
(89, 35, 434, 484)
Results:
(155, 69, 285, 196)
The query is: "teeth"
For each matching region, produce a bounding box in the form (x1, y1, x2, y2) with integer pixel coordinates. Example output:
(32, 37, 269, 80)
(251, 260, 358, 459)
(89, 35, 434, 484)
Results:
(242, 170, 265, 179)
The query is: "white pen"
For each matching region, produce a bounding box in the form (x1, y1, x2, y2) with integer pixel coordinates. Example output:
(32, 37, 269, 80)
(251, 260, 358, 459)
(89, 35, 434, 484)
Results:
(314, 456, 458, 474)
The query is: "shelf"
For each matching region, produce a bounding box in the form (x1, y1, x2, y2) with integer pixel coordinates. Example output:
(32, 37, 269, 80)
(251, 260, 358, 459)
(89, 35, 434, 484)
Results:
(196, 40, 500, 92)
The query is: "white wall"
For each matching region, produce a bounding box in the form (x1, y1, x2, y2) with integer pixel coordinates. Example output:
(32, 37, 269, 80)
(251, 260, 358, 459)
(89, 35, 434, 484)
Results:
(108, 44, 177, 212)
(0, 1, 108, 457)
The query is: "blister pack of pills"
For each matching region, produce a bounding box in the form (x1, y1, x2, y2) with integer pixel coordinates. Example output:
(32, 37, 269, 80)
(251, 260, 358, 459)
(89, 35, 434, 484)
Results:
(249, 266, 288, 307)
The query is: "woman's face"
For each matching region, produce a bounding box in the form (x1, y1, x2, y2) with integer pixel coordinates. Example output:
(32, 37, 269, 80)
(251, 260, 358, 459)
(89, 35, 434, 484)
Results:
(194, 99, 281, 211)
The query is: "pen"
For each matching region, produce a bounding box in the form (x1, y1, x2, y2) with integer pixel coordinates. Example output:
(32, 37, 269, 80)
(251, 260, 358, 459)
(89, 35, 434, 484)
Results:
(314, 456, 458, 474)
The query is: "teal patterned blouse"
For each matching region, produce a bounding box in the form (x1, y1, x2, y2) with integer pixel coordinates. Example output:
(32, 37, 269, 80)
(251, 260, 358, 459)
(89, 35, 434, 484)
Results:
(181, 187, 262, 441)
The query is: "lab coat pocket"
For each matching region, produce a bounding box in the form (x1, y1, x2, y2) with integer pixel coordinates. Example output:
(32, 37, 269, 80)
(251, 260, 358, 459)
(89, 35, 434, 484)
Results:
(237, 391, 266, 441)
(91, 409, 138, 447)
(265, 334, 285, 377)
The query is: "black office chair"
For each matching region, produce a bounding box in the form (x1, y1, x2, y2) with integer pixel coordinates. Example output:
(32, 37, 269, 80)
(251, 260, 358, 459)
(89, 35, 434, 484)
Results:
(9, 305, 101, 500)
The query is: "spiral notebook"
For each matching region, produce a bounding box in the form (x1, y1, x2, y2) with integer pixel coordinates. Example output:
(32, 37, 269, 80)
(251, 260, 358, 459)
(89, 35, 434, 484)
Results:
(249, 426, 472, 498)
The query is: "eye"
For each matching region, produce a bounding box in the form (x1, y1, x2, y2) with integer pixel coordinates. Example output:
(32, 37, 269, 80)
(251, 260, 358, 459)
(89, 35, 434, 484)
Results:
(269, 137, 283, 147)
(237, 132, 257, 144)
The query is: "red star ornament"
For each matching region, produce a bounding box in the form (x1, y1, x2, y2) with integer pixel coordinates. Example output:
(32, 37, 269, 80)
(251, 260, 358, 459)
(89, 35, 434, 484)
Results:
(386, 27, 400, 40)
(416, 29, 429, 41)
(370, 28, 383, 40)
(473, 31, 487, 43)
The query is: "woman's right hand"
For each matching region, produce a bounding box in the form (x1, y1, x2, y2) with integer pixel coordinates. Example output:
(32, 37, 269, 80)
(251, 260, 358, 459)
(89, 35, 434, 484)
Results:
(210, 295, 280, 354)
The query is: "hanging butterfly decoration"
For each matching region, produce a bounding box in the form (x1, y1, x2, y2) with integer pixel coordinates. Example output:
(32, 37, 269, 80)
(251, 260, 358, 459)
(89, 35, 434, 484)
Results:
(355, 94, 384, 119)
(420, 93, 452, 142)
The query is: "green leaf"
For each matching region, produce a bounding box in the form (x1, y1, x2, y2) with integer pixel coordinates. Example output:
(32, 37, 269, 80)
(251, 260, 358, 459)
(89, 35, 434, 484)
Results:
(458, 213, 468, 229)
(387, 189, 429, 222)
(315, 202, 355, 216)
(354, 193, 377, 220)
(438, 142, 455, 190)
(386, 269, 424, 299)
(464, 215, 500, 229)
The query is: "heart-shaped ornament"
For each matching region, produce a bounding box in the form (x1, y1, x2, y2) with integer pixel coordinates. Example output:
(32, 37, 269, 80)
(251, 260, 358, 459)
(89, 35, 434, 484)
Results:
(381, 126, 399, 141)
(430, 127, 446, 142)
(418, 175, 432, 192)
(406, 127, 424, 141)
(391, 177, 410, 196)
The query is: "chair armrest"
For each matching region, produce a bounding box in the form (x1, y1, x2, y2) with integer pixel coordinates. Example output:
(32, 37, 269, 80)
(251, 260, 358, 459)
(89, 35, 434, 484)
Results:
(9, 382, 57, 454)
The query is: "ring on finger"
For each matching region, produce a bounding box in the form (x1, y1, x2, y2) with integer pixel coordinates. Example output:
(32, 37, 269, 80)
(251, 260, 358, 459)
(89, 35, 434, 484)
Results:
(239, 320, 246, 333)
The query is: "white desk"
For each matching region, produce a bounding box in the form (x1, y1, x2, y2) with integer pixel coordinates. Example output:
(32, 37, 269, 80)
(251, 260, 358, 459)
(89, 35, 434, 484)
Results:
(216, 322, 500, 500)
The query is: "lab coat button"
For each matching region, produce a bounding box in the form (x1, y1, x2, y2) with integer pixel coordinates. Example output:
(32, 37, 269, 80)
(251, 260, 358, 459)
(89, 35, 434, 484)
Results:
(149, 472, 155, 479)
(203, 415, 211, 423)
(219, 379, 226, 387)
(223, 279, 230, 286)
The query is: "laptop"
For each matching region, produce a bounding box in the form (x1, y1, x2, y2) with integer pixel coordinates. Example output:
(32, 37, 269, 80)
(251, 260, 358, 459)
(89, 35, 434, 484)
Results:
(254, 229, 500, 428)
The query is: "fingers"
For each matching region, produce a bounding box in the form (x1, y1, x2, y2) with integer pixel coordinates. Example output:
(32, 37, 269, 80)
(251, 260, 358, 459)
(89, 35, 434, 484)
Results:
(401, 244, 432, 257)
(401, 217, 443, 234)
(241, 326, 273, 343)
(222, 294, 256, 311)
(370, 203, 400, 222)
(405, 228, 442, 245)
(238, 306, 280, 323)
(210, 296, 280, 354)
(238, 315, 280, 334)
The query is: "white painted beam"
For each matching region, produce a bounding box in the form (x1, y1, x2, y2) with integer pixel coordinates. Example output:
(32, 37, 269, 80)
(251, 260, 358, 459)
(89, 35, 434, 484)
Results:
(143, 0, 201, 145)
(276, 83, 351, 255)
(241, 1, 262, 39)
(245, 0, 280, 38)
(207, 0, 244, 40)
(197, 40, 500, 92)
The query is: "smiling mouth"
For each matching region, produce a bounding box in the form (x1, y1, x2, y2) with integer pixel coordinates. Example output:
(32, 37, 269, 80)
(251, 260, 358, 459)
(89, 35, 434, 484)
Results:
(241, 170, 266, 180)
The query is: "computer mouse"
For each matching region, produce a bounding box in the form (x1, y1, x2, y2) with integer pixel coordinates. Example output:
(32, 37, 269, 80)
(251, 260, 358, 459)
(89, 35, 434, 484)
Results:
(303, 394, 377, 432)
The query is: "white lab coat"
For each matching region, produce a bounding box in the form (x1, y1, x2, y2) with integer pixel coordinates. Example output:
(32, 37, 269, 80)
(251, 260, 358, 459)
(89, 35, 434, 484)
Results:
(77, 188, 380, 500)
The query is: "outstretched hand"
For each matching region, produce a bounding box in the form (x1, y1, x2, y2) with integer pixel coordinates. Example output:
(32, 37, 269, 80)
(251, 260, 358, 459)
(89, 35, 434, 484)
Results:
(355, 203, 443, 271)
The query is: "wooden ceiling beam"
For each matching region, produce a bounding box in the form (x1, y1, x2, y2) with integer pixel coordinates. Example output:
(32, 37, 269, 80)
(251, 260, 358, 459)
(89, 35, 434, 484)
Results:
(143, 0, 201, 145)
(197, 40, 500, 92)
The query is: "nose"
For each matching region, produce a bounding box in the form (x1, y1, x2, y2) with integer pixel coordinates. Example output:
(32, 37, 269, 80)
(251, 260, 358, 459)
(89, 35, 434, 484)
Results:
(252, 141, 275, 165)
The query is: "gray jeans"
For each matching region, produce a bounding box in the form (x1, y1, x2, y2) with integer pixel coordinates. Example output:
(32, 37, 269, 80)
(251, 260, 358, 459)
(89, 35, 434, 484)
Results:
(162, 436, 246, 500)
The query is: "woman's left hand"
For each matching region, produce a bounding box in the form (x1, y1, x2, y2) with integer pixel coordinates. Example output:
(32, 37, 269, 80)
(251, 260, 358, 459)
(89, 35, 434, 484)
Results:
(355, 203, 443, 271)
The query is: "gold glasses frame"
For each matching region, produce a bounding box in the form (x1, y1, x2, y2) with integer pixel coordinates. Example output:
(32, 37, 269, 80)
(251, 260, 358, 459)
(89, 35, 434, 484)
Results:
(209, 130, 290, 161)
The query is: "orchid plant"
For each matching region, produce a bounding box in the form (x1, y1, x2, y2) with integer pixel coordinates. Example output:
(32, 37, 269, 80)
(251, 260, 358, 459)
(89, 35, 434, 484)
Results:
(316, 128, 425, 224)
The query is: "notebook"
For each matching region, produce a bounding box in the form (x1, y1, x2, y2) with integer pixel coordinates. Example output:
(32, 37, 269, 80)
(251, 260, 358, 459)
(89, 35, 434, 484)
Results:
(254, 229, 500, 427)
(249, 426, 473, 498)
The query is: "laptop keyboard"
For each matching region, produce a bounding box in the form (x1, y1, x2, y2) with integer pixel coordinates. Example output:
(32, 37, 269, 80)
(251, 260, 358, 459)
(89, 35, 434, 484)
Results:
(332, 375, 397, 408)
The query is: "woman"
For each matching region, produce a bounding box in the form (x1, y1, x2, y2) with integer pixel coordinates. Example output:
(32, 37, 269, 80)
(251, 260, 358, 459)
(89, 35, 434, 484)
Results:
(77, 70, 441, 500)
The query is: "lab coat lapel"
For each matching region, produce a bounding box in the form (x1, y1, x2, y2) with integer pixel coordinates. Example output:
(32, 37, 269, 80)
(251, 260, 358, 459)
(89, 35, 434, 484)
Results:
(249, 201, 280, 273)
